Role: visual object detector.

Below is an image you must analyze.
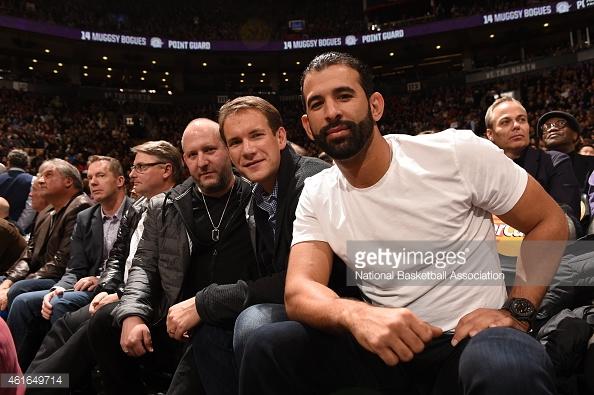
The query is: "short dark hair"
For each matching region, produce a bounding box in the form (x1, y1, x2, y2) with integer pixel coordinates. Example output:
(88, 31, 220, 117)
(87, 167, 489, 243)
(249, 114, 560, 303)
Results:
(7, 149, 29, 169)
(300, 52, 374, 109)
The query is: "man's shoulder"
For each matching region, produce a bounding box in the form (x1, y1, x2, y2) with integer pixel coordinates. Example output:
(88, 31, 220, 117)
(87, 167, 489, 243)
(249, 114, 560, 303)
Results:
(76, 202, 102, 222)
(0, 218, 20, 236)
(385, 129, 477, 145)
(300, 164, 340, 194)
(147, 192, 168, 210)
(542, 149, 570, 167)
(65, 194, 93, 216)
(294, 155, 331, 182)
(167, 177, 194, 199)
(0, 169, 31, 183)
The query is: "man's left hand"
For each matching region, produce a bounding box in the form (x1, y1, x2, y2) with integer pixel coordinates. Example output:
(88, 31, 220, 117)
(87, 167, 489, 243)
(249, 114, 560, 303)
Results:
(74, 276, 99, 291)
(451, 308, 529, 346)
(166, 297, 201, 341)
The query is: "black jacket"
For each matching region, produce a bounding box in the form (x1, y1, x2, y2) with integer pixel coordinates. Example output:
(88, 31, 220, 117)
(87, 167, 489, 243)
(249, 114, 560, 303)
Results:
(519, 147, 580, 220)
(111, 176, 253, 326)
(54, 197, 132, 290)
(96, 197, 147, 297)
(537, 240, 594, 327)
(568, 151, 594, 191)
(194, 145, 335, 325)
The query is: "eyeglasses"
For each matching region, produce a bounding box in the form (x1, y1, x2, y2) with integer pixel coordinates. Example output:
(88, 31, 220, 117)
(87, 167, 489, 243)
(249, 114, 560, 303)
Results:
(130, 162, 166, 173)
(541, 119, 567, 133)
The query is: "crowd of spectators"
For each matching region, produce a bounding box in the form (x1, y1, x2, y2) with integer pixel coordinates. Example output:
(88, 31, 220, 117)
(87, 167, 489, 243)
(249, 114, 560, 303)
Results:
(378, 59, 594, 140)
(0, 0, 364, 41)
(1, 58, 594, 175)
(0, 0, 549, 41)
(0, 88, 219, 176)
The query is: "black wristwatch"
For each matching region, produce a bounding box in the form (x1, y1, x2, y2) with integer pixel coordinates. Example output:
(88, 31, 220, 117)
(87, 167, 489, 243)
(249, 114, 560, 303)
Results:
(502, 298, 536, 327)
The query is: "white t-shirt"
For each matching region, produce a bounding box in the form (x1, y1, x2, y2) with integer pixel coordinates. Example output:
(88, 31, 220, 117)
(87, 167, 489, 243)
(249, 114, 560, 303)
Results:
(292, 129, 528, 331)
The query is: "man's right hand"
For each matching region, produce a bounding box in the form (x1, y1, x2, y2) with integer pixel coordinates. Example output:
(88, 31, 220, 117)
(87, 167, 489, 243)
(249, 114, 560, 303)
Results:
(120, 316, 153, 357)
(0, 280, 13, 311)
(347, 305, 442, 366)
(89, 292, 119, 315)
(0, 288, 9, 311)
(41, 287, 65, 320)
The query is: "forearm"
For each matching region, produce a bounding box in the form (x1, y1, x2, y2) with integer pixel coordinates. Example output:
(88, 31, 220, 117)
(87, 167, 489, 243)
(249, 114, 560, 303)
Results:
(5, 260, 28, 283)
(195, 282, 247, 326)
(286, 278, 367, 334)
(510, 205, 567, 308)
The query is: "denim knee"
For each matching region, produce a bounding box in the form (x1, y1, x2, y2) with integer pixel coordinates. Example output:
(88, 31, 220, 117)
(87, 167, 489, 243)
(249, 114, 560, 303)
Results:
(233, 303, 287, 363)
(459, 327, 556, 395)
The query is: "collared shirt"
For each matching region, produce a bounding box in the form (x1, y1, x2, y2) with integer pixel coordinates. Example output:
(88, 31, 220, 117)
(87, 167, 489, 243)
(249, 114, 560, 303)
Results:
(253, 181, 278, 239)
(101, 197, 126, 263)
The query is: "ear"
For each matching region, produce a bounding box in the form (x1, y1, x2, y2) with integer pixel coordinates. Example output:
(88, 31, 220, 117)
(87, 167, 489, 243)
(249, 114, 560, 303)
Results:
(116, 175, 126, 189)
(182, 152, 190, 167)
(162, 163, 173, 180)
(277, 127, 287, 150)
(301, 114, 314, 141)
(63, 176, 73, 189)
(369, 92, 384, 122)
(486, 128, 494, 141)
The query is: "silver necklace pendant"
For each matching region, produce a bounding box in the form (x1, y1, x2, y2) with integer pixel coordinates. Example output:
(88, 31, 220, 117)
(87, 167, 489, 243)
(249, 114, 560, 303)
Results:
(199, 182, 234, 244)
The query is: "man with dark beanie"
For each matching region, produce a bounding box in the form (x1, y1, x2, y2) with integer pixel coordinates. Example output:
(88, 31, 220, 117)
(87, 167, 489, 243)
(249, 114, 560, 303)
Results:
(538, 110, 594, 190)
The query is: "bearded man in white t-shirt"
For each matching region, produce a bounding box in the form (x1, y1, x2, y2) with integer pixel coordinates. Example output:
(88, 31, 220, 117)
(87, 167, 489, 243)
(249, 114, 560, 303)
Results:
(239, 52, 567, 395)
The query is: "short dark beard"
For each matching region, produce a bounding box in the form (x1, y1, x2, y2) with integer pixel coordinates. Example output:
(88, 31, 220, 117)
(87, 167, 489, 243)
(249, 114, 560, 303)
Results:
(196, 168, 233, 196)
(313, 108, 374, 160)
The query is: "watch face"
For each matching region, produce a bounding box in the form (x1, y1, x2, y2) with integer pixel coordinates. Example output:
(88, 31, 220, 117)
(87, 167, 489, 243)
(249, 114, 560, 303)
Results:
(511, 299, 535, 318)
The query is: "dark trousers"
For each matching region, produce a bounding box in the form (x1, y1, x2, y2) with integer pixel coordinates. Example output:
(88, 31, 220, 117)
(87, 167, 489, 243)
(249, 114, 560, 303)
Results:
(27, 304, 96, 395)
(193, 324, 236, 395)
(8, 289, 93, 371)
(168, 324, 234, 395)
(240, 322, 558, 395)
(88, 302, 182, 395)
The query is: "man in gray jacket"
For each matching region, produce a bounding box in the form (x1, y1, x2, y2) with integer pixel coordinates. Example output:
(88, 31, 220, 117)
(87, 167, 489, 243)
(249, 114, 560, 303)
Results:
(88, 119, 258, 395)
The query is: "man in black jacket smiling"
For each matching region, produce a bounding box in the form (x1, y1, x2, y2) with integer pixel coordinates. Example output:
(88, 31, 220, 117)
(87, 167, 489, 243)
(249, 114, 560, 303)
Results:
(166, 98, 336, 395)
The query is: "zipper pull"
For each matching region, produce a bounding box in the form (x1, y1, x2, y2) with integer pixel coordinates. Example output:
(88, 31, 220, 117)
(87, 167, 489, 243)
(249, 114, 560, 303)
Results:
(213, 249, 218, 256)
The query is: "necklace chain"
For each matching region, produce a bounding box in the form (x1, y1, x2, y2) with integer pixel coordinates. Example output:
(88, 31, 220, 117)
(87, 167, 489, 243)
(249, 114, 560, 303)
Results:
(200, 184, 233, 242)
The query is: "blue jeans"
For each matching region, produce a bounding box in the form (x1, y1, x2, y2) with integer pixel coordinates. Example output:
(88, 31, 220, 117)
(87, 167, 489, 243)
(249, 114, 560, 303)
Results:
(7, 288, 93, 371)
(459, 327, 557, 394)
(233, 303, 287, 365)
(0, 276, 57, 313)
(240, 324, 557, 395)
